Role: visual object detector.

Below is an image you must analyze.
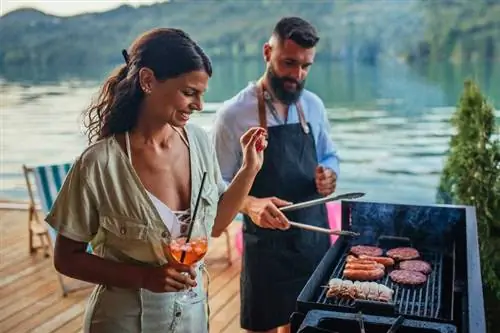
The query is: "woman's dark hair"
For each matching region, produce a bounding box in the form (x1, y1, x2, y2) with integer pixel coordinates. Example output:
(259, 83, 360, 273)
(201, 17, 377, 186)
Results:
(83, 28, 212, 144)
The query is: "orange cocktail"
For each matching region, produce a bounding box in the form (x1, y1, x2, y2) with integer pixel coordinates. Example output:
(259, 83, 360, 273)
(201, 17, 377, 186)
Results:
(169, 237, 208, 265)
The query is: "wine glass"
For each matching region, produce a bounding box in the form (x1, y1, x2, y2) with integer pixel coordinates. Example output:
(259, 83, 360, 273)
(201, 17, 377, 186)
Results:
(167, 213, 209, 305)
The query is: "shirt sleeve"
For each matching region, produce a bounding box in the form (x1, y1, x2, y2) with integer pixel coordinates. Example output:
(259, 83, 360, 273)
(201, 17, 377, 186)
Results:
(44, 158, 99, 243)
(212, 108, 242, 185)
(316, 100, 341, 178)
(212, 142, 228, 198)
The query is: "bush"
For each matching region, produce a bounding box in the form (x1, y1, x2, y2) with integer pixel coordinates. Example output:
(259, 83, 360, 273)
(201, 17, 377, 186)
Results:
(437, 80, 500, 332)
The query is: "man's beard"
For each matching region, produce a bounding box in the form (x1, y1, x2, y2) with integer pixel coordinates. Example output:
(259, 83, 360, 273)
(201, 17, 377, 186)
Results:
(266, 66, 305, 105)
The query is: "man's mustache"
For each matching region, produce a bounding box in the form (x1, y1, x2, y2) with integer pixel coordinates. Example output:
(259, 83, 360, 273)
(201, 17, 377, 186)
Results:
(282, 77, 301, 85)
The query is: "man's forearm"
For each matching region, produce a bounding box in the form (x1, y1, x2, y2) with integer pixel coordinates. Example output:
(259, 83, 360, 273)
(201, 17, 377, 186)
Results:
(211, 167, 257, 237)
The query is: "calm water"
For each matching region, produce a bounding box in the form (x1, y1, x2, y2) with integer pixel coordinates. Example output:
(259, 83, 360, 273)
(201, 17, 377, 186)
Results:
(1, 59, 499, 205)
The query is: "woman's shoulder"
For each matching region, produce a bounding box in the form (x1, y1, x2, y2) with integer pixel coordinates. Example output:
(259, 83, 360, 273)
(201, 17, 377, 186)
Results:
(75, 137, 116, 175)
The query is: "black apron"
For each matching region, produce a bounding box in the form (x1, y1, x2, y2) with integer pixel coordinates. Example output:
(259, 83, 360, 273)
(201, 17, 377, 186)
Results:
(240, 82, 331, 331)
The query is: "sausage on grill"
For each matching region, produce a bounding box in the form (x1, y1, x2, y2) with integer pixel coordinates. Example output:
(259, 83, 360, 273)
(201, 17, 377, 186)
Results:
(346, 255, 377, 265)
(343, 268, 385, 281)
(358, 255, 395, 267)
(345, 262, 385, 271)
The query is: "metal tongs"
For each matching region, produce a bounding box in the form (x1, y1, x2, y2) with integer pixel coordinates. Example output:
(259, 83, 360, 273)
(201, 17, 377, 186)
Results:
(287, 221, 360, 237)
(281, 192, 364, 237)
(280, 192, 365, 213)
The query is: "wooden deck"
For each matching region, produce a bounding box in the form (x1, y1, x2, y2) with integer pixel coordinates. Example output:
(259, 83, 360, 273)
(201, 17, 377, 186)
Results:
(0, 208, 243, 333)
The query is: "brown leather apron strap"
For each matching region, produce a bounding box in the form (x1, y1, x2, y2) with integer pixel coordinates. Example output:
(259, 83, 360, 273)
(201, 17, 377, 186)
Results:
(295, 102, 310, 134)
(256, 82, 268, 129)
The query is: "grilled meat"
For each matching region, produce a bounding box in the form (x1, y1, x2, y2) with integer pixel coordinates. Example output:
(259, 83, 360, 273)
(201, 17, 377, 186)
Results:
(345, 262, 385, 271)
(358, 255, 395, 267)
(399, 260, 432, 274)
(327, 278, 394, 302)
(389, 269, 427, 285)
(350, 245, 383, 257)
(346, 255, 377, 265)
(386, 247, 420, 261)
(343, 268, 385, 281)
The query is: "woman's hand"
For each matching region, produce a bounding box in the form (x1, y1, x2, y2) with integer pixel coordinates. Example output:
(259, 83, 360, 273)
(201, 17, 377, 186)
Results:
(240, 127, 268, 174)
(141, 263, 197, 293)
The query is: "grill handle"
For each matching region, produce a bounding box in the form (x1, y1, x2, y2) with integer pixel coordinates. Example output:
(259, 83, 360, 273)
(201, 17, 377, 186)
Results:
(386, 315, 405, 333)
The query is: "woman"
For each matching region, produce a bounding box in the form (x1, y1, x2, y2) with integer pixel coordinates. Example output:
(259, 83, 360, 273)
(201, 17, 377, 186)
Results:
(46, 28, 267, 333)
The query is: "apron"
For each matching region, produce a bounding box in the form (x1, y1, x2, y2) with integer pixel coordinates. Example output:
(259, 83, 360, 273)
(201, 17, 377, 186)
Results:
(240, 82, 331, 331)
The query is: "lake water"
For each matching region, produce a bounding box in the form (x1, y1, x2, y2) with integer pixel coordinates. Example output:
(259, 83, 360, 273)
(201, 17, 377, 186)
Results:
(1, 59, 499, 205)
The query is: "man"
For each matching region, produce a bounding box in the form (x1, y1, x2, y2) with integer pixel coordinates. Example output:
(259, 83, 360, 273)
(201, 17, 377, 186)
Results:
(213, 17, 340, 333)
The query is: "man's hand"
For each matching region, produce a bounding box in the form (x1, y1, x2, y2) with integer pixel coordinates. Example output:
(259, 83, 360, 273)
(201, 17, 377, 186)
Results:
(243, 196, 292, 230)
(315, 166, 336, 196)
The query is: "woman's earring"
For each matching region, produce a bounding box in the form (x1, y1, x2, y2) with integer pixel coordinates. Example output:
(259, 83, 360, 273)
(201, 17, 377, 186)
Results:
(143, 87, 151, 94)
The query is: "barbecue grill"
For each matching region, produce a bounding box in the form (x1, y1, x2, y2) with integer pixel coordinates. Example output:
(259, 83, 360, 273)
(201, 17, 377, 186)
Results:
(291, 200, 486, 333)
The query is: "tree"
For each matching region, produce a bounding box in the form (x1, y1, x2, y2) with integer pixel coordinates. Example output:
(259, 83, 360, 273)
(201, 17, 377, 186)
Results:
(437, 80, 500, 332)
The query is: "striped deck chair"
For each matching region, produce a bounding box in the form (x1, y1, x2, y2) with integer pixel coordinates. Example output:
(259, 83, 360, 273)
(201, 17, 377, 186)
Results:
(23, 162, 92, 296)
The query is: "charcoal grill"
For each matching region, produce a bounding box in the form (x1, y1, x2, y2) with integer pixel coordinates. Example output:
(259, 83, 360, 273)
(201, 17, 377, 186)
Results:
(291, 200, 486, 333)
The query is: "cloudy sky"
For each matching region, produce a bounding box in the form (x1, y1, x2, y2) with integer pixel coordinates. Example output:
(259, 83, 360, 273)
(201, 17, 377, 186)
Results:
(1, 0, 162, 16)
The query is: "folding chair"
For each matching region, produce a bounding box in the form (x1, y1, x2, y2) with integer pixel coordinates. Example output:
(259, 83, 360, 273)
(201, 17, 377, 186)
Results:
(23, 162, 93, 296)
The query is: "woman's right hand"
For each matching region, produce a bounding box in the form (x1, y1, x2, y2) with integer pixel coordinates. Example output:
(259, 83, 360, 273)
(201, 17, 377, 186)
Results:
(240, 127, 268, 174)
(141, 263, 197, 293)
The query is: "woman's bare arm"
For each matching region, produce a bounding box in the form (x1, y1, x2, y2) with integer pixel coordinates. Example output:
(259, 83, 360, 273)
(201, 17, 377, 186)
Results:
(53, 234, 196, 291)
(211, 167, 256, 237)
(211, 127, 267, 237)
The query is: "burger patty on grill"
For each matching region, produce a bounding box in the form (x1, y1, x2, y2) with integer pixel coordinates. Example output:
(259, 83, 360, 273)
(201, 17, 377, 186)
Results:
(386, 247, 420, 261)
(399, 260, 432, 275)
(350, 245, 383, 257)
(389, 269, 427, 285)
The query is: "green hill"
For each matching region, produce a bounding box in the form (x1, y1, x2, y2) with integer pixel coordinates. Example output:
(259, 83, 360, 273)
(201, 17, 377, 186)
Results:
(0, 0, 498, 75)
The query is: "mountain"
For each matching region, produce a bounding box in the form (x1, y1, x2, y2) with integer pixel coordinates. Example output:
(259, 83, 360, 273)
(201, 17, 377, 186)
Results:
(0, 0, 498, 74)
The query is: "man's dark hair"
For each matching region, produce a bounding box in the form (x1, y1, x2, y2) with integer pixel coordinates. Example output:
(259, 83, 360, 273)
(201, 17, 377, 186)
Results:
(272, 16, 319, 48)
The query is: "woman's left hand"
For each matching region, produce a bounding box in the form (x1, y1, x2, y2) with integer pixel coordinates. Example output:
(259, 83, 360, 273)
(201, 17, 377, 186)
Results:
(240, 127, 268, 174)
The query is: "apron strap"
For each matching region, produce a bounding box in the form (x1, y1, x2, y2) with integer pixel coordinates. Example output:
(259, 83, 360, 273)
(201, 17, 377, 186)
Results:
(295, 102, 310, 134)
(256, 82, 268, 129)
(256, 80, 309, 134)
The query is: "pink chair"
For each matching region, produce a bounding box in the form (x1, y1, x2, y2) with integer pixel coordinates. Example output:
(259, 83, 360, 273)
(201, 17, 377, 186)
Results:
(326, 202, 342, 244)
(235, 202, 342, 256)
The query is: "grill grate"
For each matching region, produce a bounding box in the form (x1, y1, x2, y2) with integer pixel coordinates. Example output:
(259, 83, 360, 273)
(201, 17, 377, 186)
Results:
(316, 247, 445, 320)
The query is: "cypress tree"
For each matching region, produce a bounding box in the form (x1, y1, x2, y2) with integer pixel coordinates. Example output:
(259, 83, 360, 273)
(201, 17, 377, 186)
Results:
(437, 80, 500, 332)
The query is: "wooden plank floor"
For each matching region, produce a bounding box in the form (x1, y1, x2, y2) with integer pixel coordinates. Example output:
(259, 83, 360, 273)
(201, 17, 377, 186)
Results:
(0, 208, 244, 333)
